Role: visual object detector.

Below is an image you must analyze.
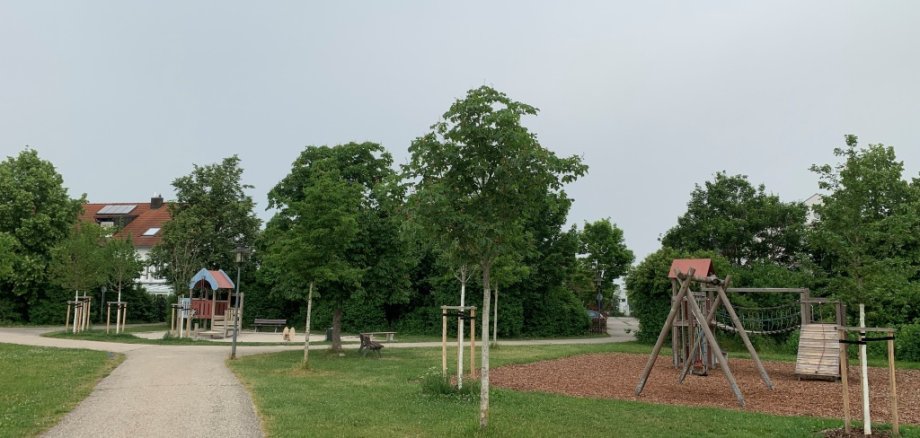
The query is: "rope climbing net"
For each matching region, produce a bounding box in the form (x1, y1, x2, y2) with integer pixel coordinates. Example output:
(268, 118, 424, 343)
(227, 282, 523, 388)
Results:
(715, 302, 801, 335)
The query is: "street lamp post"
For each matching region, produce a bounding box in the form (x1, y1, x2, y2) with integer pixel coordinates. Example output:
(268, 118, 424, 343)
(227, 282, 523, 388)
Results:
(230, 245, 250, 360)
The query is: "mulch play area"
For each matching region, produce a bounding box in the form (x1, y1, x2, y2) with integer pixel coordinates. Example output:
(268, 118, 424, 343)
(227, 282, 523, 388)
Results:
(491, 353, 920, 425)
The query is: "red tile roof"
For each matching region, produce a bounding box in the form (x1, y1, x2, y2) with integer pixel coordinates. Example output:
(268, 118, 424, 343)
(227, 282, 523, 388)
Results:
(80, 202, 172, 248)
(667, 259, 715, 280)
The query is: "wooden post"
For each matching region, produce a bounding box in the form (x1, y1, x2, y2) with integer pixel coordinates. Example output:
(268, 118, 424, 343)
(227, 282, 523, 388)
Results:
(671, 279, 679, 367)
(801, 288, 812, 326)
(72, 303, 79, 334)
(457, 309, 463, 389)
(888, 333, 899, 437)
(678, 296, 723, 384)
(65, 303, 71, 332)
(441, 308, 448, 375)
(839, 325, 851, 433)
(492, 285, 498, 348)
(470, 307, 476, 378)
(684, 285, 746, 407)
(859, 304, 871, 436)
(303, 282, 313, 366)
(186, 309, 193, 338)
(210, 289, 216, 330)
(106, 303, 111, 334)
(636, 268, 695, 396)
(716, 278, 773, 389)
(72, 303, 78, 333)
(170, 305, 176, 336)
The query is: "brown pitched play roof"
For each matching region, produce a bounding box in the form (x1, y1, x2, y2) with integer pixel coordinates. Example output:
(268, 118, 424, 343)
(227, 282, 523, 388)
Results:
(80, 201, 172, 248)
(667, 258, 715, 280)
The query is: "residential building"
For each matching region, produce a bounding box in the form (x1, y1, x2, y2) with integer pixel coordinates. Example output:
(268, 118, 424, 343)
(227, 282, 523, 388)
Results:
(80, 194, 173, 295)
(804, 193, 823, 224)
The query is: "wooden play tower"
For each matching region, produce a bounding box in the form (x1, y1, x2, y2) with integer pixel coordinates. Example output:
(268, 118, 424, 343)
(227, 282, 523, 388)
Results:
(186, 268, 243, 338)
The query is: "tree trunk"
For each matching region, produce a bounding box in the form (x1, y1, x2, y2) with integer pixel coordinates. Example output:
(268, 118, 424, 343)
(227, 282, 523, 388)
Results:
(479, 263, 491, 429)
(331, 306, 343, 352)
(303, 282, 314, 367)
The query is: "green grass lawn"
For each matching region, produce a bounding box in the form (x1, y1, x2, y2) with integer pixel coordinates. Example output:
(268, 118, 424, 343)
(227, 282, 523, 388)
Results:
(228, 343, 916, 438)
(0, 343, 123, 438)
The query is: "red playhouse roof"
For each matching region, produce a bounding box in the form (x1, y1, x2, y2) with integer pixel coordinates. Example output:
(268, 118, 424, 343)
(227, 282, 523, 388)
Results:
(667, 259, 715, 280)
(188, 269, 236, 290)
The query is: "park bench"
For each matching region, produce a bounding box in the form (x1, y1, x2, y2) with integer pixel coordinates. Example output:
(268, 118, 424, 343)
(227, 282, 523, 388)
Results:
(253, 318, 287, 332)
(361, 331, 398, 342)
(359, 333, 383, 357)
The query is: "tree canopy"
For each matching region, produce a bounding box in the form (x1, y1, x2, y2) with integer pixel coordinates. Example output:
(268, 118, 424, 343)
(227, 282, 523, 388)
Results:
(0, 149, 83, 322)
(49, 222, 109, 298)
(578, 218, 634, 305)
(151, 155, 261, 293)
(661, 172, 808, 266)
(809, 135, 920, 326)
(263, 142, 412, 351)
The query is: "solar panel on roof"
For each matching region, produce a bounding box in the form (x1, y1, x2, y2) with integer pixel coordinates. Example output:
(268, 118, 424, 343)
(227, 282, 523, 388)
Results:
(97, 205, 136, 215)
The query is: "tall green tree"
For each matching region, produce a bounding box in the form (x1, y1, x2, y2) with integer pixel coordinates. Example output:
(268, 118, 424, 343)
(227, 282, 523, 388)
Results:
(0, 149, 83, 322)
(661, 172, 807, 266)
(578, 218, 634, 308)
(105, 236, 142, 305)
(49, 223, 109, 304)
(263, 163, 363, 363)
(264, 142, 411, 352)
(809, 135, 920, 325)
(405, 86, 587, 428)
(151, 156, 261, 293)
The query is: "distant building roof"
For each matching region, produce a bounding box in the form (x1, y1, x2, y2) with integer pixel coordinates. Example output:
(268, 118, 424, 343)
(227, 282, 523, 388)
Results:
(79, 195, 171, 248)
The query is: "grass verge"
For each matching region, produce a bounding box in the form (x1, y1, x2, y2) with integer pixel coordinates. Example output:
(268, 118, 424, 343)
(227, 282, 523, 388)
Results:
(228, 343, 917, 437)
(0, 343, 123, 437)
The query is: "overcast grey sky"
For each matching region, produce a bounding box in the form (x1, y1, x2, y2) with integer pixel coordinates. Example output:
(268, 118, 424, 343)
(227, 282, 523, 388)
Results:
(2, 1, 919, 261)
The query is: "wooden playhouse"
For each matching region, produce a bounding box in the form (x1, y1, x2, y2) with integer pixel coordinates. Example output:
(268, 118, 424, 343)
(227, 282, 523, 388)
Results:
(188, 268, 243, 338)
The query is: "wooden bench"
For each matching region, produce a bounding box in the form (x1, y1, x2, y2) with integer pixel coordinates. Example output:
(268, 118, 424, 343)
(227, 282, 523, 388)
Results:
(359, 333, 383, 357)
(361, 331, 397, 342)
(253, 318, 287, 332)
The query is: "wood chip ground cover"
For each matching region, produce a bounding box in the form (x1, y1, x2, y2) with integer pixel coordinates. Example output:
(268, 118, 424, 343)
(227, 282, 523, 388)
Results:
(491, 353, 920, 425)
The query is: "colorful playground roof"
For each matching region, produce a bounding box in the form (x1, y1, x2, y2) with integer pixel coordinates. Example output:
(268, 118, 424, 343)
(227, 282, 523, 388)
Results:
(188, 269, 235, 290)
(667, 259, 714, 280)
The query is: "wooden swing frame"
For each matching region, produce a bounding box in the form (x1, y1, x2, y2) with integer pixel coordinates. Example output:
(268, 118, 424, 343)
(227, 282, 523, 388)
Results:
(634, 266, 773, 407)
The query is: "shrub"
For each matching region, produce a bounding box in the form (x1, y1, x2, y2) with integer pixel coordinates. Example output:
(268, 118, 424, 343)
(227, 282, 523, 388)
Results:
(896, 323, 920, 362)
(418, 367, 480, 401)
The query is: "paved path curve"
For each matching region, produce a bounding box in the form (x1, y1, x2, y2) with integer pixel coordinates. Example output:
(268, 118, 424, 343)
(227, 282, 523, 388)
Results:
(0, 317, 637, 437)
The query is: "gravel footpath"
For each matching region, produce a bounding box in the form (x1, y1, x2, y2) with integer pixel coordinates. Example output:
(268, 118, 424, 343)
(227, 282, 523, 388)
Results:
(42, 346, 262, 438)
